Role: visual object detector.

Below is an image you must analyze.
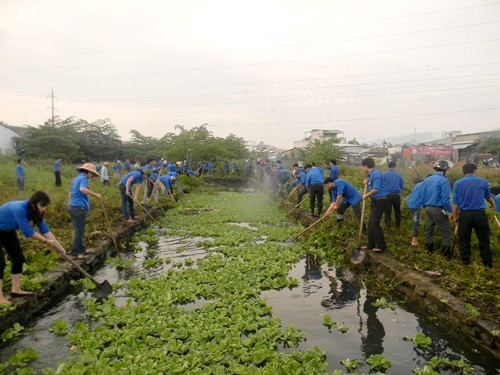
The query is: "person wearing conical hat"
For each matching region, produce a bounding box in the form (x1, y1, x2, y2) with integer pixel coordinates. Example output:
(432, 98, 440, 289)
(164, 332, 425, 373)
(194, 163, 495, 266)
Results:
(67, 163, 102, 260)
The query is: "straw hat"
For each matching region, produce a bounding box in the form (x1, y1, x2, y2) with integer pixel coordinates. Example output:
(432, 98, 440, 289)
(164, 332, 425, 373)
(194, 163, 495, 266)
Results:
(142, 168, 153, 177)
(77, 163, 100, 177)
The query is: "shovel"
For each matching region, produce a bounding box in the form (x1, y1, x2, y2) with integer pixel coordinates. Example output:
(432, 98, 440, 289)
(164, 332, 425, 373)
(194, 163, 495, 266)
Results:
(451, 222, 459, 257)
(494, 215, 500, 229)
(351, 184, 368, 265)
(54, 242, 113, 298)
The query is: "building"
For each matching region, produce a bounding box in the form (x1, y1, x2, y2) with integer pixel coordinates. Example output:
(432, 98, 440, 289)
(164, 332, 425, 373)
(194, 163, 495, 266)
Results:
(0, 123, 28, 156)
(293, 129, 345, 149)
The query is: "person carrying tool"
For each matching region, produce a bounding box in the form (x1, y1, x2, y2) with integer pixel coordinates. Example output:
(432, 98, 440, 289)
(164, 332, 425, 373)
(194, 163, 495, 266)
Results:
(361, 157, 388, 253)
(159, 172, 178, 198)
(382, 162, 404, 229)
(491, 186, 500, 212)
(421, 160, 453, 258)
(323, 159, 339, 201)
(0, 191, 65, 304)
(119, 168, 152, 224)
(305, 164, 324, 218)
(324, 177, 365, 233)
(452, 163, 496, 267)
(67, 163, 102, 260)
(291, 164, 307, 201)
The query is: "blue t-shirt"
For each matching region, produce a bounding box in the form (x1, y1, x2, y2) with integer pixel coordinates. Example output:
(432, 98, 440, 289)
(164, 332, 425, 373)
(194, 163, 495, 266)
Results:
(495, 195, 500, 212)
(368, 168, 387, 199)
(382, 169, 404, 193)
(54, 160, 61, 172)
(16, 164, 25, 177)
(422, 172, 452, 212)
(305, 168, 324, 187)
(406, 181, 425, 209)
(326, 165, 339, 181)
(68, 172, 91, 211)
(121, 171, 144, 191)
(124, 161, 131, 171)
(0, 200, 50, 237)
(159, 172, 177, 190)
(452, 175, 492, 211)
(332, 179, 361, 206)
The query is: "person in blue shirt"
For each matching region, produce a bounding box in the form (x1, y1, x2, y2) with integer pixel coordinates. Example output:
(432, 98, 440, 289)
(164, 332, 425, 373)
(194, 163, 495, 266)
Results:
(124, 159, 131, 172)
(323, 159, 339, 201)
(362, 157, 388, 252)
(421, 160, 453, 257)
(245, 160, 252, 176)
(120, 168, 152, 223)
(159, 172, 178, 199)
(224, 162, 230, 176)
(54, 159, 62, 187)
(305, 164, 325, 218)
(113, 160, 122, 180)
(292, 164, 307, 202)
(406, 174, 432, 247)
(452, 163, 496, 267)
(232, 163, 240, 176)
(490, 186, 500, 212)
(382, 162, 404, 228)
(16, 159, 25, 192)
(324, 177, 365, 234)
(67, 163, 102, 260)
(0, 191, 64, 304)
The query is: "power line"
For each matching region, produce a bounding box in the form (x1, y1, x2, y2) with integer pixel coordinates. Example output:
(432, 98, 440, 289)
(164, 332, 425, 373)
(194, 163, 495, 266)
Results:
(4, 1, 499, 62)
(5, 38, 500, 84)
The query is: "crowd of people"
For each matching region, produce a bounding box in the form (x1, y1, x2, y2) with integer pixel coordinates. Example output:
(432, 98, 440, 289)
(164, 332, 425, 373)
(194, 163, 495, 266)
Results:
(1, 155, 498, 304)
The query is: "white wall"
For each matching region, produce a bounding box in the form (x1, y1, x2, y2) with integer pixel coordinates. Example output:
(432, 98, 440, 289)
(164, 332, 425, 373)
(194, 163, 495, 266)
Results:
(0, 125, 18, 155)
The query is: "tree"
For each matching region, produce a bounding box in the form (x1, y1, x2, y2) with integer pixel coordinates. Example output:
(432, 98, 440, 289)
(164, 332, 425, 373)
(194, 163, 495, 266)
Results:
(303, 138, 344, 164)
(249, 141, 275, 160)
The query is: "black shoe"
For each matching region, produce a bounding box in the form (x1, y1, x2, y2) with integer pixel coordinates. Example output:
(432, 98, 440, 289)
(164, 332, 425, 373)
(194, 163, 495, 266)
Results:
(311, 214, 318, 218)
(425, 243, 434, 253)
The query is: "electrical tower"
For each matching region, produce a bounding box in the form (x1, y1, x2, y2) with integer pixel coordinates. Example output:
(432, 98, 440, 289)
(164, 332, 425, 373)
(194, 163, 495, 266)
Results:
(47, 89, 58, 126)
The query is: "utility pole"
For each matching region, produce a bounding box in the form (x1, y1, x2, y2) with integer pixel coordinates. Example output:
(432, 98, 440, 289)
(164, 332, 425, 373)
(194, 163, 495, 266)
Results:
(47, 89, 58, 126)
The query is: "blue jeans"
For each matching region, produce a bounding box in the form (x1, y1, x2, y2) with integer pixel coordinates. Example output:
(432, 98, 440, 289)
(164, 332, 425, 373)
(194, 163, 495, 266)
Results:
(67, 206, 87, 256)
(410, 208, 421, 236)
(119, 183, 135, 219)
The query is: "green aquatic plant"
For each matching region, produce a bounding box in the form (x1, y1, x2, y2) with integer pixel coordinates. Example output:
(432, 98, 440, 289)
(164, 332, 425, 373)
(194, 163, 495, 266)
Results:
(366, 354, 392, 373)
(50, 319, 69, 336)
(412, 333, 432, 349)
(1, 322, 24, 342)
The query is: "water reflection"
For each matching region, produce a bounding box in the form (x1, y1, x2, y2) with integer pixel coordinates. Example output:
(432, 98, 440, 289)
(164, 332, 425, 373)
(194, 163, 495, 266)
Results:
(361, 295, 385, 357)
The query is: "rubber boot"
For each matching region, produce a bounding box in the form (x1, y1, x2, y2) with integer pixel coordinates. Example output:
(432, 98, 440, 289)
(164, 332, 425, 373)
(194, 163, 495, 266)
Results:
(441, 246, 451, 259)
(425, 242, 434, 254)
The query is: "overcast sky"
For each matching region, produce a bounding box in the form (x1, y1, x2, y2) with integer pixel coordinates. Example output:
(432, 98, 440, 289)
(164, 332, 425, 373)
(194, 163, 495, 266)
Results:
(1, 0, 499, 149)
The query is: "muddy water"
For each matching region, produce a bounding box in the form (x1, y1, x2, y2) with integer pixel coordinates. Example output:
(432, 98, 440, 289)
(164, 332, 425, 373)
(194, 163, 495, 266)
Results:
(262, 256, 494, 374)
(0, 227, 495, 373)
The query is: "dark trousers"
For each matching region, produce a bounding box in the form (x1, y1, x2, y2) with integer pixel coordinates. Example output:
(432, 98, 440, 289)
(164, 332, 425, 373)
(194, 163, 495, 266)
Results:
(55, 171, 62, 186)
(309, 183, 324, 216)
(337, 201, 366, 234)
(384, 193, 401, 227)
(67, 206, 87, 256)
(0, 230, 25, 279)
(367, 199, 387, 250)
(297, 186, 307, 204)
(119, 183, 135, 220)
(458, 210, 492, 267)
(424, 206, 451, 247)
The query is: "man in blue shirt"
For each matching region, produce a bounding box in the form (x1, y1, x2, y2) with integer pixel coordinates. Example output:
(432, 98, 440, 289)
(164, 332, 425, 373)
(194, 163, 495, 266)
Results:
(452, 163, 496, 267)
(120, 169, 152, 223)
(54, 159, 62, 187)
(421, 160, 453, 257)
(491, 186, 500, 212)
(324, 177, 365, 234)
(224, 162, 230, 176)
(406, 174, 432, 247)
(16, 159, 25, 192)
(362, 157, 387, 252)
(305, 164, 325, 218)
(382, 162, 404, 228)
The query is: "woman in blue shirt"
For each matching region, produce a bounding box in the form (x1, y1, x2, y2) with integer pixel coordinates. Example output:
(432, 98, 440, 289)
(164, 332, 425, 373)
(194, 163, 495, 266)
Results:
(67, 163, 102, 260)
(120, 168, 152, 223)
(0, 191, 63, 304)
